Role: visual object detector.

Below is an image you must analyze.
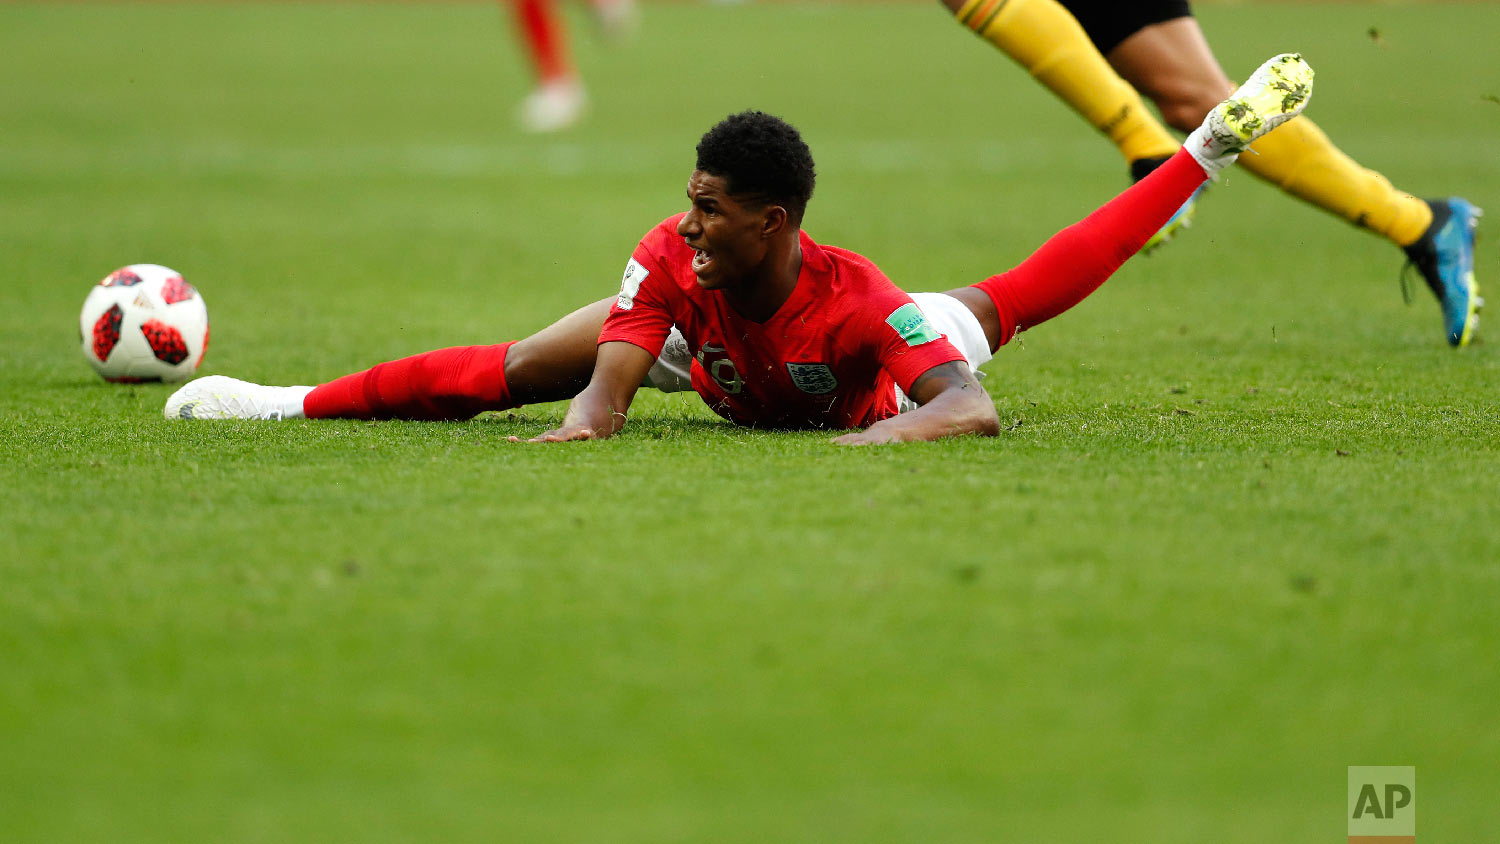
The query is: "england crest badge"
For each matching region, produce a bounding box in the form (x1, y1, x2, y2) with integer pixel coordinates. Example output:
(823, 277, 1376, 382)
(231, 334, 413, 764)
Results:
(786, 362, 838, 395)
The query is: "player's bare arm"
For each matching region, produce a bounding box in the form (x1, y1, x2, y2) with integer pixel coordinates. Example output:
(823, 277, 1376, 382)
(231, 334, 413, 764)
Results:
(832, 361, 999, 446)
(516, 341, 654, 443)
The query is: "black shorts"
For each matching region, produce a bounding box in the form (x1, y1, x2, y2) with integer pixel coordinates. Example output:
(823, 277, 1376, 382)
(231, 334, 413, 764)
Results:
(1058, 0, 1194, 55)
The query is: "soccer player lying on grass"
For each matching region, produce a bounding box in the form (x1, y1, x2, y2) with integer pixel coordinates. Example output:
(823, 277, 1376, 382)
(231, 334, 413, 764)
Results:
(166, 54, 1314, 446)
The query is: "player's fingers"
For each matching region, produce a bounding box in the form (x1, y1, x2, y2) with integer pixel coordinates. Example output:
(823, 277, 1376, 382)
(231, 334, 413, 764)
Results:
(526, 427, 594, 443)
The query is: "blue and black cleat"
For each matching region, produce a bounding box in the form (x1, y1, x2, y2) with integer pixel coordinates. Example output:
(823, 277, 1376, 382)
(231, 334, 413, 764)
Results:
(1402, 197, 1483, 347)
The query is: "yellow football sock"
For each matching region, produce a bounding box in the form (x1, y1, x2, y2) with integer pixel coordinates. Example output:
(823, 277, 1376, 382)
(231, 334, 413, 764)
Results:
(1239, 117, 1432, 247)
(955, 0, 1179, 165)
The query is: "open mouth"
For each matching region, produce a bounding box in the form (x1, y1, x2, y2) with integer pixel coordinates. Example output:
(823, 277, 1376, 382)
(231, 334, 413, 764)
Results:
(691, 247, 713, 275)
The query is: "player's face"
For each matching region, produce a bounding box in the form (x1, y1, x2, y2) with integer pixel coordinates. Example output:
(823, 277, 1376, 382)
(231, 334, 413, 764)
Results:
(678, 171, 773, 290)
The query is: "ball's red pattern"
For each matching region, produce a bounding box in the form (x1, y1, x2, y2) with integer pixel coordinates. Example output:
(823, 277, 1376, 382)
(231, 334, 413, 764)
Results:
(140, 319, 189, 365)
(103, 269, 144, 287)
(160, 276, 197, 305)
(92, 304, 124, 361)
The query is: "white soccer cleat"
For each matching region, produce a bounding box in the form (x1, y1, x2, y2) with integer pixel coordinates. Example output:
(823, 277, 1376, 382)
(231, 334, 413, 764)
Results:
(1207, 52, 1314, 151)
(164, 375, 310, 420)
(518, 78, 587, 134)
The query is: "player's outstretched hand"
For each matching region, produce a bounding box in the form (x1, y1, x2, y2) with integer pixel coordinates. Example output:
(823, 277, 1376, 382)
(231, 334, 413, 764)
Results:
(509, 425, 598, 443)
(831, 428, 903, 447)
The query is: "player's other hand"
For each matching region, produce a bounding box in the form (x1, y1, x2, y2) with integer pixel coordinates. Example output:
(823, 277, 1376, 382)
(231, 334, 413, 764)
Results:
(509, 425, 597, 443)
(831, 428, 903, 446)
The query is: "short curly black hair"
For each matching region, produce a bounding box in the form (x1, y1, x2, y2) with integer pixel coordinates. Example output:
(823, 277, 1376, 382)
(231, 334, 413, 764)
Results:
(695, 111, 817, 223)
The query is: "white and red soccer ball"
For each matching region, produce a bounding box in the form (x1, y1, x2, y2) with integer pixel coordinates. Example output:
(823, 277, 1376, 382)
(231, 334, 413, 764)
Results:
(79, 264, 209, 383)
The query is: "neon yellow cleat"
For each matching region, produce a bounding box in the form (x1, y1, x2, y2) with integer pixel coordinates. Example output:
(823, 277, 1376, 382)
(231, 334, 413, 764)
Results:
(1207, 53, 1315, 151)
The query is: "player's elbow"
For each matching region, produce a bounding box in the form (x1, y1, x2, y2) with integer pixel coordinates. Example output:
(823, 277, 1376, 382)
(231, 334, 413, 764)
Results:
(970, 394, 1001, 437)
(947, 386, 1000, 438)
(909, 362, 999, 438)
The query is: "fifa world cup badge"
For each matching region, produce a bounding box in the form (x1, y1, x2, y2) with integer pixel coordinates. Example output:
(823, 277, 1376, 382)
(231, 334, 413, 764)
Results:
(616, 258, 649, 310)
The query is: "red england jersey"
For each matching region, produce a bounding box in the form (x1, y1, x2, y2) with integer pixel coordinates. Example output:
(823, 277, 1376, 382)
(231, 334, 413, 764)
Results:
(599, 214, 967, 429)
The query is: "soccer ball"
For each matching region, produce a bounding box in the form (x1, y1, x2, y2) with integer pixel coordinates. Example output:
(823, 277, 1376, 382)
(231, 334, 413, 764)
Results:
(80, 264, 210, 383)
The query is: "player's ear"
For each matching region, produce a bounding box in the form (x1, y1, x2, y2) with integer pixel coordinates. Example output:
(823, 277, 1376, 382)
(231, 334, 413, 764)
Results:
(760, 204, 788, 238)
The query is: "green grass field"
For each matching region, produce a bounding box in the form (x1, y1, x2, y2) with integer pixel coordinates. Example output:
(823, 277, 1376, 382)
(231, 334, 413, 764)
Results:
(2, 2, 1497, 841)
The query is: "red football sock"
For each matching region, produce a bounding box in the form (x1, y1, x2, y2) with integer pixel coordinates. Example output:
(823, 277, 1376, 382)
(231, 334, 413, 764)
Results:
(974, 148, 1209, 346)
(303, 343, 516, 420)
(513, 0, 572, 83)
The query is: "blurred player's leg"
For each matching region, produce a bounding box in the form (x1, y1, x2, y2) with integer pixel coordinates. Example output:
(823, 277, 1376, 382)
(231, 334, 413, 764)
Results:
(1239, 124, 1481, 345)
(1237, 120, 1432, 247)
(588, 0, 637, 41)
(945, 0, 1201, 251)
(945, 0, 1178, 166)
(1108, 16, 1433, 246)
(512, 0, 587, 132)
(948, 54, 1314, 351)
(1106, 14, 1481, 346)
(1099, 15, 1228, 133)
